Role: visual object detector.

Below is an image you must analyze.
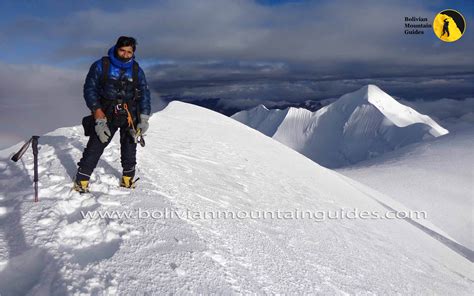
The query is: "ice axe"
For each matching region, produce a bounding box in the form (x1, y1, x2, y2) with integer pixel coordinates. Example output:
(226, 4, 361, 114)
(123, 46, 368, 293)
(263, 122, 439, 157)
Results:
(124, 102, 145, 147)
(136, 128, 145, 147)
(130, 128, 145, 147)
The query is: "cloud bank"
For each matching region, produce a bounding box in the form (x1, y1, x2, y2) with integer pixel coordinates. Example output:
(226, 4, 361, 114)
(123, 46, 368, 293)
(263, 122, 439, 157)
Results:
(1, 0, 473, 148)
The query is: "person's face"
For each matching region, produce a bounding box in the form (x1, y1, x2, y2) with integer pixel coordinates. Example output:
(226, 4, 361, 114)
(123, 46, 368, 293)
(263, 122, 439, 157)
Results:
(117, 46, 134, 59)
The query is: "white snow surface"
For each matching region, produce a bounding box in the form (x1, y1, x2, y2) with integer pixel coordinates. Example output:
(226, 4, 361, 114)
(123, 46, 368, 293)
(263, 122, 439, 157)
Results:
(339, 127, 474, 250)
(0, 101, 471, 295)
(231, 85, 449, 168)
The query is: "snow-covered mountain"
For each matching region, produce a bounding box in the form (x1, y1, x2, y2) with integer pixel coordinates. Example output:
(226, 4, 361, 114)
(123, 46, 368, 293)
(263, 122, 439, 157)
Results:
(0, 101, 471, 294)
(340, 128, 474, 250)
(232, 85, 449, 168)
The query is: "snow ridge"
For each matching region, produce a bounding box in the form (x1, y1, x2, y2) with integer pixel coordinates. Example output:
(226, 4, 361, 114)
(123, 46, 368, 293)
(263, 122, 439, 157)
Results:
(0, 101, 471, 294)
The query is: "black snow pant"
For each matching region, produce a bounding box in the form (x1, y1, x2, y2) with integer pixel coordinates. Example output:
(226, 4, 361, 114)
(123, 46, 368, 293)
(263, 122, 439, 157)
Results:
(76, 120, 137, 181)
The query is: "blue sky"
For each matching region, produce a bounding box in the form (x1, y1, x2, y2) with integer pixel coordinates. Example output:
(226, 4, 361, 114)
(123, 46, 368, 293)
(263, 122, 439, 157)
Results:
(1, 0, 472, 64)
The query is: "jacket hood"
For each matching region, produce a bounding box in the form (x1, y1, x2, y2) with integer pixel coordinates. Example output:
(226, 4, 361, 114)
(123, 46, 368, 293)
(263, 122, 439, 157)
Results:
(108, 45, 135, 69)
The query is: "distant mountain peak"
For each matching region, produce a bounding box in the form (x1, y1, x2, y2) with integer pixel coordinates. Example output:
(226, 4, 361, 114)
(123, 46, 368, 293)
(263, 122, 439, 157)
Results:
(232, 84, 449, 168)
(337, 84, 393, 105)
(333, 85, 448, 137)
(256, 104, 269, 111)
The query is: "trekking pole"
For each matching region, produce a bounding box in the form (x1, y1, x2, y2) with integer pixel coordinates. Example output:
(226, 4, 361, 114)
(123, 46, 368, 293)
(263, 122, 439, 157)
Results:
(32, 136, 39, 202)
(11, 135, 40, 202)
(11, 138, 33, 162)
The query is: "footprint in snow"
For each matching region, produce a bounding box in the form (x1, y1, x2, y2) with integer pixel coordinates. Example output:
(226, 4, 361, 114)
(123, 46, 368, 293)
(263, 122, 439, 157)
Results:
(169, 262, 186, 276)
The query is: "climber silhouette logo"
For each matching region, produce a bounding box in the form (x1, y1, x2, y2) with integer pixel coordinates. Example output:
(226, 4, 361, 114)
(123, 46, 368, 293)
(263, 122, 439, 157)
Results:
(433, 9, 466, 42)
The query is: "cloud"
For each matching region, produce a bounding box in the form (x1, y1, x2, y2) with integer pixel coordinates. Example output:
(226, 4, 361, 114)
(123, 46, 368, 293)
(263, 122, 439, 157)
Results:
(6, 0, 465, 104)
(151, 65, 473, 102)
(401, 97, 474, 131)
(0, 0, 473, 147)
(0, 62, 86, 149)
(3, 0, 473, 69)
(403, 97, 474, 120)
(0, 61, 165, 150)
(2, 1, 472, 100)
(0, 59, 471, 150)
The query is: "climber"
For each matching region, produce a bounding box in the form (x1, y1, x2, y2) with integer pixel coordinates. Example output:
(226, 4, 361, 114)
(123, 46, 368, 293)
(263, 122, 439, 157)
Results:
(441, 18, 450, 37)
(74, 36, 151, 193)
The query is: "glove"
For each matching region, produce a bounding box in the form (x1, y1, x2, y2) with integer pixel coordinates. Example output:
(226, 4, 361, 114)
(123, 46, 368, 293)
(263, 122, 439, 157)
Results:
(137, 114, 150, 135)
(95, 118, 111, 143)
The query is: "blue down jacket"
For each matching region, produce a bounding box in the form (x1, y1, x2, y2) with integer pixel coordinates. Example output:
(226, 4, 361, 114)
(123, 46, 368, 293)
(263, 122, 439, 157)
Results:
(83, 45, 151, 115)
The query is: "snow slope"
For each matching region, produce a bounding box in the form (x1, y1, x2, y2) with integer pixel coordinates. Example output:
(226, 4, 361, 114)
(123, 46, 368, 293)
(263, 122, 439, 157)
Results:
(0, 101, 471, 295)
(232, 85, 449, 168)
(339, 128, 474, 250)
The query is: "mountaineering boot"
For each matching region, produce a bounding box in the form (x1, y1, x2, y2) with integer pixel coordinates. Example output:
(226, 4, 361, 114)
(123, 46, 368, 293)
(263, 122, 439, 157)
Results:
(120, 176, 139, 189)
(120, 166, 137, 188)
(74, 167, 91, 193)
(73, 180, 90, 193)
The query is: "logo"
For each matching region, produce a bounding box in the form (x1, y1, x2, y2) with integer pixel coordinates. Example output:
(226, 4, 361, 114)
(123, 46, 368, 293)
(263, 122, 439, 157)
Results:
(433, 9, 466, 42)
(404, 17, 432, 35)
